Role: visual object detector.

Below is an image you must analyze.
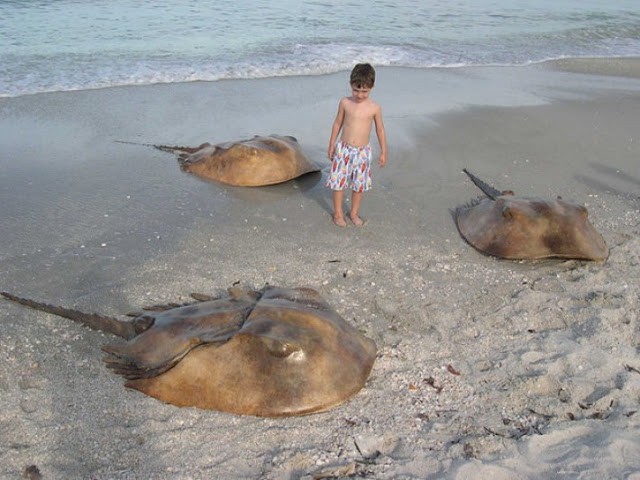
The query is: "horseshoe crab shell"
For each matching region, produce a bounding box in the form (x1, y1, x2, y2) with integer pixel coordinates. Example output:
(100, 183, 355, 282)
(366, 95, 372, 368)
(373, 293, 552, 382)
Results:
(454, 169, 609, 261)
(1, 286, 376, 417)
(157, 135, 320, 187)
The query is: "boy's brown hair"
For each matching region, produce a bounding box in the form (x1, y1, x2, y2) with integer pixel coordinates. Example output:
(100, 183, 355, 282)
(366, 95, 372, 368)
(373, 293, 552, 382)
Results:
(350, 63, 375, 89)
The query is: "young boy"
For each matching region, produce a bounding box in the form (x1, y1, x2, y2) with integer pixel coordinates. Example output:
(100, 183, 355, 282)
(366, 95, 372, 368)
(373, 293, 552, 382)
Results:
(326, 63, 387, 227)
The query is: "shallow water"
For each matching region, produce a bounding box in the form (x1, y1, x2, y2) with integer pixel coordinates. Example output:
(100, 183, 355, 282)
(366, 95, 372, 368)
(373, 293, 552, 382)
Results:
(2, 0, 639, 96)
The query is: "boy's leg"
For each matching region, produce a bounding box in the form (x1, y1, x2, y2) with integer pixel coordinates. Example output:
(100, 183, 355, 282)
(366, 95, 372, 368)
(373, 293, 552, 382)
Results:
(349, 191, 364, 226)
(348, 145, 370, 226)
(332, 190, 347, 227)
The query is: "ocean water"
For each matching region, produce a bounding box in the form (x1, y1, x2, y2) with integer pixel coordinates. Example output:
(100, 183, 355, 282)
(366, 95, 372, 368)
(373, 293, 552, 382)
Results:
(1, 0, 639, 97)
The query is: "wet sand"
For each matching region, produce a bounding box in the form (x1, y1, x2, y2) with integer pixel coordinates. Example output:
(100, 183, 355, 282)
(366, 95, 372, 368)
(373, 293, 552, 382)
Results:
(1, 59, 639, 479)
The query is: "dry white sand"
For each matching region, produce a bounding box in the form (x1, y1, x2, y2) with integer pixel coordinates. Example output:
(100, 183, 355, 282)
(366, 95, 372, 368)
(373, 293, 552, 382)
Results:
(1, 59, 639, 479)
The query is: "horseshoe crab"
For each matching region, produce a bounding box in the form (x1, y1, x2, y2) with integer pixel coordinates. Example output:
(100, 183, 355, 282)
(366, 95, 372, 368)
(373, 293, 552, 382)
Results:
(454, 169, 609, 261)
(155, 134, 320, 187)
(1, 286, 376, 417)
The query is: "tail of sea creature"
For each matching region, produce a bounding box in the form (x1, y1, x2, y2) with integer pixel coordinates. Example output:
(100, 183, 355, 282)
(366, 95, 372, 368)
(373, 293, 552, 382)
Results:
(462, 169, 502, 200)
(115, 140, 202, 155)
(153, 144, 202, 155)
(1, 292, 138, 339)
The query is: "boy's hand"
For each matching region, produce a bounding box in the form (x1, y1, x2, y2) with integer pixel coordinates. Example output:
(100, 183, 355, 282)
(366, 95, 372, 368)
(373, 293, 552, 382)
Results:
(379, 153, 387, 167)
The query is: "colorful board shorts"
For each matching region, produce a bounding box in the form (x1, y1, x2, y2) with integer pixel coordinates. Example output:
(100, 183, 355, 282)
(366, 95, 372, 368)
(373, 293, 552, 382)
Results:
(326, 141, 372, 192)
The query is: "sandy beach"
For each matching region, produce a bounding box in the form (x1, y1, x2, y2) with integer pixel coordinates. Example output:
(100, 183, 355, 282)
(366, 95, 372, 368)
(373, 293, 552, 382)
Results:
(1, 58, 639, 479)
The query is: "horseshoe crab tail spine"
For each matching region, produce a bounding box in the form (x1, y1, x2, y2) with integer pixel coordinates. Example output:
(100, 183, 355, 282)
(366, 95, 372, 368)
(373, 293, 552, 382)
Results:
(114, 140, 158, 148)
(153, 144, 201, 154)
(114, 140, 199, 155)
(1, 292, 136, 339)
(462, 168, 501, 200)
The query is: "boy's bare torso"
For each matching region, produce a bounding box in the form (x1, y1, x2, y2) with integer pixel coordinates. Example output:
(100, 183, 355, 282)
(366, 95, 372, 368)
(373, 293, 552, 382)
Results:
(339, 97, 379, 148)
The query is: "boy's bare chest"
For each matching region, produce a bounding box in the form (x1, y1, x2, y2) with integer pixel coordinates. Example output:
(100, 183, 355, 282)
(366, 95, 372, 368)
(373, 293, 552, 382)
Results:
(345, 103, 374, 120)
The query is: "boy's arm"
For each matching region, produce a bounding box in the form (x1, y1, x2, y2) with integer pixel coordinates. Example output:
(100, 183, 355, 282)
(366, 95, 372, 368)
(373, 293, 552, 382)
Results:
(373, 106, 387, 166)
(328, 99, 346, 159)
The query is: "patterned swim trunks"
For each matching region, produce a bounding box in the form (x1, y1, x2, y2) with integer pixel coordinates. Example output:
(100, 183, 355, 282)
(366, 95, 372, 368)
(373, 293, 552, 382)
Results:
(326, 141, 372, 192)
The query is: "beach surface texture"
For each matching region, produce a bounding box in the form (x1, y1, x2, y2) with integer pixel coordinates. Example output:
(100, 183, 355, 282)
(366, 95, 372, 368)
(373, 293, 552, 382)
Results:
(1, 59, 640, 479)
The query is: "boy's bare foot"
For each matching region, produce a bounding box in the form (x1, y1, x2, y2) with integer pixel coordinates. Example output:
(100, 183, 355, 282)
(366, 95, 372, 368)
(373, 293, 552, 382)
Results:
(349, 214, 366, 226)
(333, 216, 347, 227)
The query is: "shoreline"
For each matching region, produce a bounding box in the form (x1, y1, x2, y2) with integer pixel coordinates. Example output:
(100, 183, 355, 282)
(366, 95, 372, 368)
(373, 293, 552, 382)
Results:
(1, 57, 639, 479)
(3, 55, 640, 100)
(544, 56, 640, 78)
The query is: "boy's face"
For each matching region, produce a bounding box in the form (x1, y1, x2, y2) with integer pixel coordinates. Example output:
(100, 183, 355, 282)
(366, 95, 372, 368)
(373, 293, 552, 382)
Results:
(351, 84, 372, 102)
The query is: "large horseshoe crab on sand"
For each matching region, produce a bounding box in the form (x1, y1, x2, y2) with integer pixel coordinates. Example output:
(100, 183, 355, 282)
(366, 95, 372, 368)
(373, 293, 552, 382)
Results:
(1, 286, 376, 417)
(156, 135, 320, 187)
(454, 169, 609, 261)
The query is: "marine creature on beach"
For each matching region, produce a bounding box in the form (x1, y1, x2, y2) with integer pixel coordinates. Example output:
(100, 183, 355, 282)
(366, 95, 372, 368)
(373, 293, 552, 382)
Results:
(154, 134, 320, 187)
(1, 286, 376, 417)
(454, 169, 609, 261)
